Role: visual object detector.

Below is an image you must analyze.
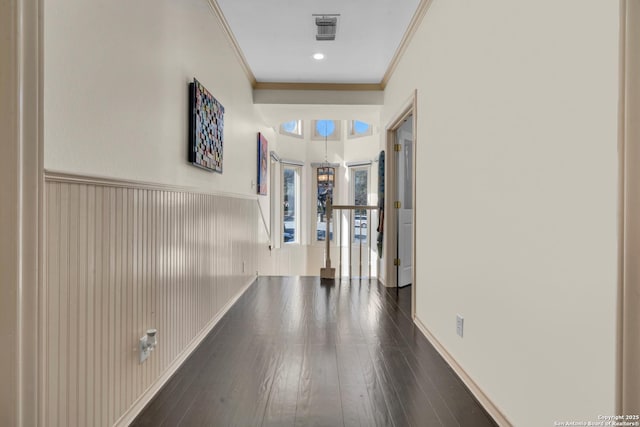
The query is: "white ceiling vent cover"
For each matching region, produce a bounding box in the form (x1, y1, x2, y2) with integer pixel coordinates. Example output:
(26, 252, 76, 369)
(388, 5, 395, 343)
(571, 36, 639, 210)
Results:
(314, 14, 339, 41)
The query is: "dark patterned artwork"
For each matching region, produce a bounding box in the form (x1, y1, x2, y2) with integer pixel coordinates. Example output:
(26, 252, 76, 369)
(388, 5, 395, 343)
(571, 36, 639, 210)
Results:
(189, 78, 224, 173)
(257, 133, 268, 195)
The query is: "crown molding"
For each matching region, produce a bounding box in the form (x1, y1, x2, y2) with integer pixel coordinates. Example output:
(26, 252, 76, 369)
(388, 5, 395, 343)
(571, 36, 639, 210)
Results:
(381, 0, 434, 89)
(254, 82, 383, 92)
(206, 0, 257, 87)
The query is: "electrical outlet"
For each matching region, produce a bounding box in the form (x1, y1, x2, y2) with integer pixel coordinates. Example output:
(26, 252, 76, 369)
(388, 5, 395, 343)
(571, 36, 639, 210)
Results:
(456, 314, 464, 337)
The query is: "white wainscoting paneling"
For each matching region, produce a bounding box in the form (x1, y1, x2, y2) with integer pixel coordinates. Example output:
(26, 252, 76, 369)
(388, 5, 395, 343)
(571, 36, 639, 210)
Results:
(42, 172, 262, 427)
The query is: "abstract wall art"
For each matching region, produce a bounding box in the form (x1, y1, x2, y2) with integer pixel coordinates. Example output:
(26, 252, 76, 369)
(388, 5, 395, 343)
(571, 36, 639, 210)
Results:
(189, 78, 224, 173)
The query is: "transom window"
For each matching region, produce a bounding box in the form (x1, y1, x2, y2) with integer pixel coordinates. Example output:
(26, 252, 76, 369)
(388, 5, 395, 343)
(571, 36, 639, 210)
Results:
(312, 120, 340, 141)
(348, 120, 373, 138)
(280, 120, 303, 138)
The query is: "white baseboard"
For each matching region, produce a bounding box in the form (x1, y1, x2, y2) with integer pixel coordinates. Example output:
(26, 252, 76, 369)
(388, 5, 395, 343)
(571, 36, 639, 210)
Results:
(413, 315, 513, 427)
(114, 275, 257, 427)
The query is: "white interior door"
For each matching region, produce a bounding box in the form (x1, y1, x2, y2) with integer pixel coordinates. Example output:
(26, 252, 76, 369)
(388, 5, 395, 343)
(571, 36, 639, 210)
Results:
(397, 117, 413, 287)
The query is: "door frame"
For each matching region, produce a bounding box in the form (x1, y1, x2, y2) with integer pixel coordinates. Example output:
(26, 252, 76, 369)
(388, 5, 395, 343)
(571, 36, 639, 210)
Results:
(0, 0, 43, 425)
(396, 119, 413, 288)
(619, 0, 640, 414)
(385, 90, 417, 318)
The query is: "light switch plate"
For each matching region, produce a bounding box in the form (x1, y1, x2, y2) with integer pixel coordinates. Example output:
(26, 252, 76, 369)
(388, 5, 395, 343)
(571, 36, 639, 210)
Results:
(456, 314, 464, 337)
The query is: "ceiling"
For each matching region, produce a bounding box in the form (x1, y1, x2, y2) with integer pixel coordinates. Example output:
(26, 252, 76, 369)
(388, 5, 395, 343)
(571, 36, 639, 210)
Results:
(215, 0, 422, 85)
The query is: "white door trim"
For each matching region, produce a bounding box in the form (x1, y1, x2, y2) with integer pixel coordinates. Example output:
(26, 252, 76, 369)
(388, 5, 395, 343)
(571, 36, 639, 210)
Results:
(385, 90, 417, 318)
(0, 0, 43, 425)
(619, 0, 640, 414)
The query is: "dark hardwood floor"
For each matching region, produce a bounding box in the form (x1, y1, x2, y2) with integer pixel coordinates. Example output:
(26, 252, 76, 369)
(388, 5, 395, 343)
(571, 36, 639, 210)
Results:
(132, 277, 497, 427)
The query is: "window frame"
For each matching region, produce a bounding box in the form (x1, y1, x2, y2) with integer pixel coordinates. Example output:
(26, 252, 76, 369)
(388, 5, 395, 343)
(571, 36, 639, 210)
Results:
(311, 119, 341, 141)
(270, 155, 281, 249)
(348, 164, 371, 243)
(312, 164, 339, 244)
(282, 164, 301, 245)
(348, 120, 373, 139)
(279, 120, 304, 139)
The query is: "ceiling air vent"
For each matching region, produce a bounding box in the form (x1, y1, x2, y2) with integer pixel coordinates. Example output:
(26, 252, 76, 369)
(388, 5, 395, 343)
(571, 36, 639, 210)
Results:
(314, 14, 339, 41)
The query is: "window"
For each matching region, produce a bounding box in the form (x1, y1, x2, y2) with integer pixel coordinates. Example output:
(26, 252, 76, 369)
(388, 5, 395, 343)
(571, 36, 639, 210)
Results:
(348, 120, 373, 138)
(280, 120, 303, 138)
(270, 157, 280, 249)
(350, 166, 370, 243)
(316, 166, 335, 241)
(283, 166, 300, 243)
(312, 120, 341, 141)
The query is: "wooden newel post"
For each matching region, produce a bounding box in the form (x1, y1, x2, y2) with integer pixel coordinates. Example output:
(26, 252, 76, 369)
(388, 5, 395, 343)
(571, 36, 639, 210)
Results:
(320, 198, 335, 279)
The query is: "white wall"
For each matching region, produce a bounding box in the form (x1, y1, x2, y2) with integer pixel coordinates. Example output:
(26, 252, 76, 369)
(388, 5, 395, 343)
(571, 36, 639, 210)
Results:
(382, 1, 619, 425)
(45, 0, 271, 196)
(43, 0, 271, 425)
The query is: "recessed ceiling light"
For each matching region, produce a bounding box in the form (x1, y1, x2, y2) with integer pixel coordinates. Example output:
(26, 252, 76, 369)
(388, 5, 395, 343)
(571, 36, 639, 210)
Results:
(313, 53, 325, 60)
